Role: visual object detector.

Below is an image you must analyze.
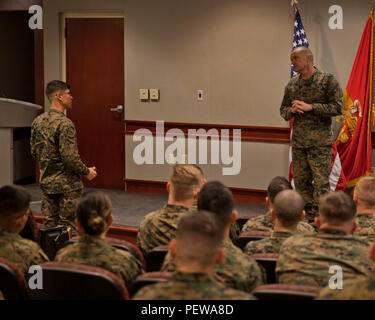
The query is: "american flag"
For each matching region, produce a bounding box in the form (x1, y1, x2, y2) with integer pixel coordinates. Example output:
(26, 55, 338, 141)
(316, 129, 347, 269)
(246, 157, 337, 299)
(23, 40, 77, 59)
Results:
(291, 9, 309, 78)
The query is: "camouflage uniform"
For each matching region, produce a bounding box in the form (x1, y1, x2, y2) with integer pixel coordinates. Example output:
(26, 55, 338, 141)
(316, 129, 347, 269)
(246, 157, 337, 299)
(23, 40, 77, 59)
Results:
(132, 271, 256, 300)
(243, 231, 295, 255)
(316, 270, 375, 300)
(30, 109, 90, 234)
(354, 213, 375, 243)
(276, 229, 371, 287)
(241, 211, 315, 233)
(280, 69, 343, 221)
(161, 238, 265, 292)
(137, 204, 190, 257)
(55, 235, 143, 288)
(0, 228, 49, 274)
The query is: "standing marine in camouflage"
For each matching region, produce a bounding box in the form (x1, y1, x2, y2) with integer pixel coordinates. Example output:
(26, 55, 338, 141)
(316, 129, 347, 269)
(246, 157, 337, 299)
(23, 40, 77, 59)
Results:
(133, 211, 256, 300)
(316, 241, 375, 300)
(55, 191, 143, 288)
(276, 192, 371, 287)
(30, 80, 97, 235)
(352, 177, 375, 243)
(280, 47, 344, 222)
(162, 181, 265, 292)
(241, 177, 314, 236)
(244, 190, 304, 256)
(137, 164, 203, 257)
(0, 185, 49, 299)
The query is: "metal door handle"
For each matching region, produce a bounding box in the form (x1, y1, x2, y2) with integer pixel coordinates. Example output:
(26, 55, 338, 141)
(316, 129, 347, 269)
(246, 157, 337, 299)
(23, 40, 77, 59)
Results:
(110, 105, 123, 113)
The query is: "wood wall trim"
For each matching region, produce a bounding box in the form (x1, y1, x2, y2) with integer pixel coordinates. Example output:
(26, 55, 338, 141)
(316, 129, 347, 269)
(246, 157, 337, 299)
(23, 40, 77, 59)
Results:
(125, 178, 267, 203)
(0, 0, 42, 10)
(124, 120, 290, 144)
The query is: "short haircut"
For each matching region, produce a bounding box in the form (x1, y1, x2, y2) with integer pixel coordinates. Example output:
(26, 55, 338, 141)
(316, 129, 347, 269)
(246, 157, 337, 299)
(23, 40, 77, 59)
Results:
(45, 80, 70, 101)
(175, 210, 223, 267)
(318, 192, 356, 222)
(197, 181, 233, 227)
(273, 190, 304, 228)
(292, 46, 314, 63)
(267, 176, 292, 203)
(0, 185, 30, 219)
(76, 191, 112, 236)
(355, 177, 375, 209)
(170, 164, 202, 201)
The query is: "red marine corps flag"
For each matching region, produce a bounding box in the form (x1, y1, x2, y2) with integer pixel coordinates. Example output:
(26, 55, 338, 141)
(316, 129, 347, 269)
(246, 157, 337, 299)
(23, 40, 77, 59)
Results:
(288, 5, 346, 191)
(333, 11, 374, 188)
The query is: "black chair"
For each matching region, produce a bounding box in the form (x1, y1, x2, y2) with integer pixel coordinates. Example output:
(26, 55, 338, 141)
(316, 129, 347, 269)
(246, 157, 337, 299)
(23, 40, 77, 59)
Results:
(252, 283, 322, 300)
(129, 271, 172, 297)
(251, 253, 278, 284)
(27, 262, 129, 300)
(64, 236, 147, 270)
(145, 245, 169, 272)
(234, 231, 271, 250)
(0, 258, 29, 300)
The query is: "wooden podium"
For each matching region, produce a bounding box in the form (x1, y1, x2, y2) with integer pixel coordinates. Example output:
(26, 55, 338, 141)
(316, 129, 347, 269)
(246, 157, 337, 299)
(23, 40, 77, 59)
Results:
(0, 98, 42, 187)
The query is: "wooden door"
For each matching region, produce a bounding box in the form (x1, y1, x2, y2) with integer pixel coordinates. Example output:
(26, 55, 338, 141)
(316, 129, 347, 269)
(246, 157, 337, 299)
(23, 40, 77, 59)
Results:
(65, 18, 124, 189)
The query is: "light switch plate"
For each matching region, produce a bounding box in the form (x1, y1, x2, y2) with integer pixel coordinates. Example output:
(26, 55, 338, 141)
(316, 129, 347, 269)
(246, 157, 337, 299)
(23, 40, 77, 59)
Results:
(139, 89, 149, 100)
(150, 89, 159, 101)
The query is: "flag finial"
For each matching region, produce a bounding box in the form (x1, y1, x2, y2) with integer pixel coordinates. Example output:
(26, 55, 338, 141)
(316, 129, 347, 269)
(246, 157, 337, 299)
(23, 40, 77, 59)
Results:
(291, 0, 298, 7)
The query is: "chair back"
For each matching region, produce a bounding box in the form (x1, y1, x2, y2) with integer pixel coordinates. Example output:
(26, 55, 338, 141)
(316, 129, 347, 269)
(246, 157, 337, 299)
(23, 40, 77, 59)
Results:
(0, 258, 29, 300)
(234, 231, 271, 249)
(129, 271, 172, 297)
(27, 262, 129, 300)
(145, 245, 169, 272)
(252, 283, 322, 300)
(251, 253, 278, 283)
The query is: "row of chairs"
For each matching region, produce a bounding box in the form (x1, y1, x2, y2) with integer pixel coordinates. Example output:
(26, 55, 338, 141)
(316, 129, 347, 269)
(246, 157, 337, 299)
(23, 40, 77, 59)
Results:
(0, 257, 322, 300)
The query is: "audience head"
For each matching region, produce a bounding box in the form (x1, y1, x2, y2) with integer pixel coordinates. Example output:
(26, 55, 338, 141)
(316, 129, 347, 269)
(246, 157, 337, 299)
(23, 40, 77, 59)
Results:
(271, 190, 305, 229)
(316, 192, 357, 233)
(353, 177, 375, 211)
(191, 164, 207, 185)
(168, 164, 203, 203)
(266, 176, 292, 207)
(76, 191, 113, 237)
(197, 181, 235, 230)
(0, 185, 31, 233)
(170, 210, 224, 273)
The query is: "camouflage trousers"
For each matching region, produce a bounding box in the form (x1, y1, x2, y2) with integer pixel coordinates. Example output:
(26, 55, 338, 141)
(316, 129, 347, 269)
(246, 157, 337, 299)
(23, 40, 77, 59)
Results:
(41, 189, 82, 236)
(292, 146, 331, 222)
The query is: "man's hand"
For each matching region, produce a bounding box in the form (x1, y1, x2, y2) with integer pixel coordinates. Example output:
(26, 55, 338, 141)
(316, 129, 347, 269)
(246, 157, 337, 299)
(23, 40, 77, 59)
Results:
(85, 166, 97, 180)
(291, 100, 313, 114)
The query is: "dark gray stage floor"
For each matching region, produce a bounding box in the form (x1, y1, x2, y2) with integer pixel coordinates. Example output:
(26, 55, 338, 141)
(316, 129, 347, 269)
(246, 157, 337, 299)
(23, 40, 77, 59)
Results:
(25, 184, 267, 228)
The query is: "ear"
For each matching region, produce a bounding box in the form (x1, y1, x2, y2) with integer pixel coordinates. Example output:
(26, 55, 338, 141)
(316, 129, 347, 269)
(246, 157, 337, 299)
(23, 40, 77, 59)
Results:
(170, 239, 177, 258)
(166, 182, 171, 193)
(193, 188, 200, 200)
(300, 210, 306, 221)
(108, 214, 113, 227)
(16, 214, 28, 232)
(350, 220, 358, 234)
(270, 208, 276, 221)
(370, 242, 375, 262)
(314, 217, 321, 230)
(214, 247, 225, 265)
(230, 210, 238, 224)
(202, 178, 207, 185)
(75, 219, 85, 234)
(353, 191, 358, 204)
(265, 197, 270, 208)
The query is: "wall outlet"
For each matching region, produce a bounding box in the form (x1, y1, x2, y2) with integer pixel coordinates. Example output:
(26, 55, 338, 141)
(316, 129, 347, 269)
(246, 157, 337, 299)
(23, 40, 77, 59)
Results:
(150, 89, 159, 101)
(139, 89, 149, 100)
(197, 90, 203, 101)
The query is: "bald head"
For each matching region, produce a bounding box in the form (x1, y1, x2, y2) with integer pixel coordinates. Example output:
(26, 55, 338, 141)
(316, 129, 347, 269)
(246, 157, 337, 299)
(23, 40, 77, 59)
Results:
(290, 46, 314, 73)
(354, 177, 375, 210)
(273, 190, 305, 228)
(292, 46, 313, 56)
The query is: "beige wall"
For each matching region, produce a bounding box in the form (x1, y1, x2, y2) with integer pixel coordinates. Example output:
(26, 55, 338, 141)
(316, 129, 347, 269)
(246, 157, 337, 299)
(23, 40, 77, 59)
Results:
(44, 0, 374, 190)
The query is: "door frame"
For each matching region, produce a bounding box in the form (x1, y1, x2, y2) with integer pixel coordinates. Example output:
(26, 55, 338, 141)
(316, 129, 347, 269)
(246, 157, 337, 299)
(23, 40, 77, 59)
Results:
(60, 12, 126, 188)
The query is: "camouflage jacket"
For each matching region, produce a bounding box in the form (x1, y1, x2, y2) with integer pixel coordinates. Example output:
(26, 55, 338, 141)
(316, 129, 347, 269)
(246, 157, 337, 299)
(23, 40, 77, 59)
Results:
(354, 212, 375, 243)
(0, 228, 49, 274)
(132, 271, 256, 300)
(276, 229, 371, 287)
(137, 204, 190, 257)
(30, 109, 89, 194)
(161, 238, 265, 292)
(244, 230, 295, 255)
(55, 235, 143, 288)
(241, 211, 315, 233)
(280, 68, 343, 148)
(316, 270, 375, 300)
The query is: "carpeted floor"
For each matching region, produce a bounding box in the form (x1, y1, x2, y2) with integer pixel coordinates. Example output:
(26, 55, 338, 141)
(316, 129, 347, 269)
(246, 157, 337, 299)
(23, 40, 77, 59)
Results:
(25, 184, 268, 228)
